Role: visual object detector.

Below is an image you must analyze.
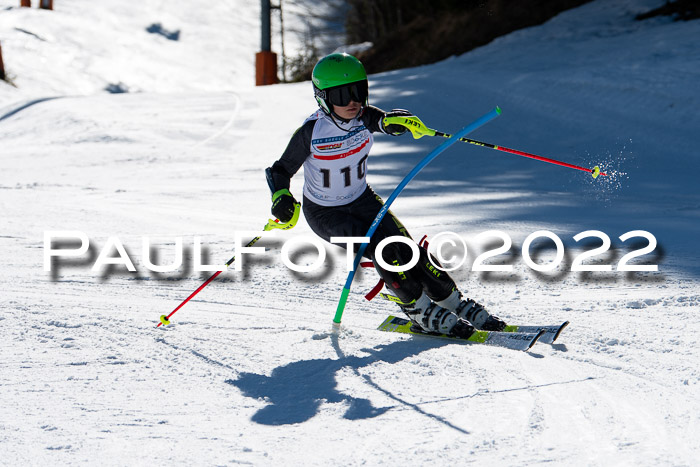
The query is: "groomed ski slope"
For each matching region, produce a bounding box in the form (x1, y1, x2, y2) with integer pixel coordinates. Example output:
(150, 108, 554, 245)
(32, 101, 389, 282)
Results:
(1, 0, 699, 465)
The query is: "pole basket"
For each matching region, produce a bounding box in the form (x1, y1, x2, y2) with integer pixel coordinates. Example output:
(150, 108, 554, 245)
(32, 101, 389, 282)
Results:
(255, 51, 278, 86)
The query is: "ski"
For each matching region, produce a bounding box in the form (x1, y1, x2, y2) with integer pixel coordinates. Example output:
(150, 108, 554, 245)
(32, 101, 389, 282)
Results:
(375, 294, 568, 345)
(503, 321, 569, 344)
(377, 315, 544, 352)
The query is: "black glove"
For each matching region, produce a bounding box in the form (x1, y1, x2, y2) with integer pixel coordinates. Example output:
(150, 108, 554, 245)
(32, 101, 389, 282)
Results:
(381, 109, 414, 136)
(271, 189, 298, 223)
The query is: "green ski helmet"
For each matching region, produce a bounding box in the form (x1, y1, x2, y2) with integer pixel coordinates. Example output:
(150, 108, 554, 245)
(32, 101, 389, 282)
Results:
(312, 53, 369, 116)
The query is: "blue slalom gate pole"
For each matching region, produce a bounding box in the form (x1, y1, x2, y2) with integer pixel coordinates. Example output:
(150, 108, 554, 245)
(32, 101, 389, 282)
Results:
(332, 106, 502, 326)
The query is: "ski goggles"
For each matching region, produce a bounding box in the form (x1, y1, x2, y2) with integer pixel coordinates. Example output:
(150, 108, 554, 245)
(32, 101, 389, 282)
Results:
(320, 80, 369, 107)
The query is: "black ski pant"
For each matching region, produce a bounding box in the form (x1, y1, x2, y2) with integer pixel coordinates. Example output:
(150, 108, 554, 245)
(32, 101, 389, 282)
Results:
(303, 186, 456, 305)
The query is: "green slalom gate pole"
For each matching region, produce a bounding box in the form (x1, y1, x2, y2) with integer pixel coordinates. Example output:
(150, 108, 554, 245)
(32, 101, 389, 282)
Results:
(383, 115, 607, 178)
(332, 107, 502, 328)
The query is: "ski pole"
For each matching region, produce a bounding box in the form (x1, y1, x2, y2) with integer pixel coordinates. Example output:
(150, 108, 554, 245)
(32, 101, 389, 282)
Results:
(333, 107, 502, 327)
(384, 115, 607, 178)
(156, 203, 301, 327)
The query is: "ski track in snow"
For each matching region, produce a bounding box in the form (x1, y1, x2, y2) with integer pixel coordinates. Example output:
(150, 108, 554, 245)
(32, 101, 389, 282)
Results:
(0, 96, 63, 122)
(1, 0, 700, 465)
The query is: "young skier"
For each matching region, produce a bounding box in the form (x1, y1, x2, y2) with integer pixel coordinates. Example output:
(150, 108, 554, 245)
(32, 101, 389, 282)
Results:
(266, 53, 506, 338)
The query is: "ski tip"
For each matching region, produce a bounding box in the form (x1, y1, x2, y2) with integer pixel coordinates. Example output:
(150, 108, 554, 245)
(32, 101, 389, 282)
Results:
(527, 329, 547, 350)
(495, 106, 502, 115)
(552, 321, 570, 343)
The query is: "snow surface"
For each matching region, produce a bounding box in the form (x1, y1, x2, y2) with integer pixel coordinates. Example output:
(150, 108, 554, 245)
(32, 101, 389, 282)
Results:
(1, 0, 700, 465)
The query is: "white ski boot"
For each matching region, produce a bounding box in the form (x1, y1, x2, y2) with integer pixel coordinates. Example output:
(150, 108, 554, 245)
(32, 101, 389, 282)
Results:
(400, 292, 475, 338)
(436, 290, 507, 332)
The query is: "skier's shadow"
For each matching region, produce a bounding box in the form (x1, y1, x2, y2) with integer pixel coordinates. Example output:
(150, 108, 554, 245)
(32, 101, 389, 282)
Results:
(225, 337, 447, 426)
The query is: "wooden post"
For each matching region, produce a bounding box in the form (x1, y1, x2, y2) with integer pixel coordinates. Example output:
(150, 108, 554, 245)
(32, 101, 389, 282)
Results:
(256, 0, 278, 85)
(20, 0, 31, 7)
(255, 51, 279, 86)
(0, 42, 6, 81)
(39, 0, 52, 10)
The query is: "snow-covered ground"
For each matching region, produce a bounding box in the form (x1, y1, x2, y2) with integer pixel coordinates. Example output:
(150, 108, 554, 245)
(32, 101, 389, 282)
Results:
(1, 0, 699, 465)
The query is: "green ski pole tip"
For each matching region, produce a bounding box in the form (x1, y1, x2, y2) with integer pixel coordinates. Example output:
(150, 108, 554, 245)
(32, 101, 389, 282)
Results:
(592, 166, 601, 179)
(495, 106, 502, 115)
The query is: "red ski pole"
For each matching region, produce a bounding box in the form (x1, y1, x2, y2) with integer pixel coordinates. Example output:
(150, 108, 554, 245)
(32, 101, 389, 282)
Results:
(448, 134, 606, 178)
(384, 115, 607, 178)
(156, 205, 300, 327)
